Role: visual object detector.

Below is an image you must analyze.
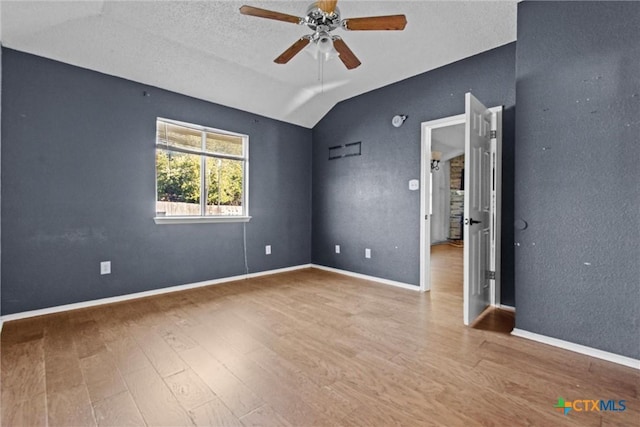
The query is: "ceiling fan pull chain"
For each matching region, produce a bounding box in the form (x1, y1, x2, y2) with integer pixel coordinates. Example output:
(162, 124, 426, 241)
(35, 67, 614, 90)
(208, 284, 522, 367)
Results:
(321, 57, 325, 93)
(317, 50, 326, 93)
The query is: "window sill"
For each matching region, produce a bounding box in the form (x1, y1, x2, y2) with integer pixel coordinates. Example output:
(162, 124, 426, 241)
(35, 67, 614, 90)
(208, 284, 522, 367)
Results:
(154, 216, 252, 225)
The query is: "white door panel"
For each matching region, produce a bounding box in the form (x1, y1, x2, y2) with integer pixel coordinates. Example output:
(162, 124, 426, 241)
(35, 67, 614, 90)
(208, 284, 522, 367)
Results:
(464, 92, 493, 325)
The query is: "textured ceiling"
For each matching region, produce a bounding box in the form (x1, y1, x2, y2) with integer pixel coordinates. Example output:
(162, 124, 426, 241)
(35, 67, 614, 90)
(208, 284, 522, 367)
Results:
(0, 1, 517, 128)
(432, 123, 465, 159)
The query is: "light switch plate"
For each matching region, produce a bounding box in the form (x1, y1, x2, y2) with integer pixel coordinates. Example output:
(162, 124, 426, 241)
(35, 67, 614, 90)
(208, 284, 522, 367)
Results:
(100, 261, 111, 275)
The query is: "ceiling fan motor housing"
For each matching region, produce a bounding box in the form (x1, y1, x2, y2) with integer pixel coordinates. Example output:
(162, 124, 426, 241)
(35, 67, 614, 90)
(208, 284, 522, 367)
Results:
(304, 3, 341, 32)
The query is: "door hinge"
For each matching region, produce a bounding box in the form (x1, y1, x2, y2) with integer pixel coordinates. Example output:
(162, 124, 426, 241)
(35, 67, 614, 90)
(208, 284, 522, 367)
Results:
(490, 130, 497, 139)
(486, 270, 496, 280)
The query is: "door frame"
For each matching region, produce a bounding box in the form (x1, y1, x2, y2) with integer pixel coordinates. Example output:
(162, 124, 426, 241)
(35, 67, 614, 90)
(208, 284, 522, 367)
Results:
(419, 108, 502, 308)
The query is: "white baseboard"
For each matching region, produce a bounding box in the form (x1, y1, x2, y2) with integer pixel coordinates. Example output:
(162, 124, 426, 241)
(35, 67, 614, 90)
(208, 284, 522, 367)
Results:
(311, 264, 420, 291)
(0, 264, 312, 323)
(499, 304, 515, 312)
(245, 264, 311, 279)
(511, 328, 640, 370)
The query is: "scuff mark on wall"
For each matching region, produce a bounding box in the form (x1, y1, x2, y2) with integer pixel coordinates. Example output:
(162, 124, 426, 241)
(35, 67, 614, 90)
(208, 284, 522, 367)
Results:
(30, 228, 108, 245)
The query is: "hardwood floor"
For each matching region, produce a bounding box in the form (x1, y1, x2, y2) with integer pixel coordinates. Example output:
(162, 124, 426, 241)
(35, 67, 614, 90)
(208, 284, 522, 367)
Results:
(1, 261, 638, 426)
(431, 243, 515, 333)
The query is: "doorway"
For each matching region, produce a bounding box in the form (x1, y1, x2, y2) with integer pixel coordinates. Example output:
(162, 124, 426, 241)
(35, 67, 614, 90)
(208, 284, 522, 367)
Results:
(430, 125, 465, 246)
(429, 125, 466, 310)
(419, 94, 503, 325)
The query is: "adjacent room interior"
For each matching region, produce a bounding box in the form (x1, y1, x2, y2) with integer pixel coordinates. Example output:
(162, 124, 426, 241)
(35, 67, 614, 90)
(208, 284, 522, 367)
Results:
(1, 1, 638, 425)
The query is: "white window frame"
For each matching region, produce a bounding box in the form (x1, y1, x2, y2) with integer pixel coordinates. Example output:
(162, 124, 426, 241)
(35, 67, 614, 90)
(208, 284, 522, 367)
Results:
(154, 118, 251, 224)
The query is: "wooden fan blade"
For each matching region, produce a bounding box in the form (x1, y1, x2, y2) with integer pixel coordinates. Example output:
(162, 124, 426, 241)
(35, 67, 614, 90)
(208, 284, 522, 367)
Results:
(343, 15, 407, 31)
(239, 5, 301, 24)
(333, 38, 361, 70)
(316, 0, 338, 14)
(274, 37, 311, 64)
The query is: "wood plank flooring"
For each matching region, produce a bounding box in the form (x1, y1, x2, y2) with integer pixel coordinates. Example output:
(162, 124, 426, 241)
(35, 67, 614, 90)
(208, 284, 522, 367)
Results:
(2, 247, 638, 426)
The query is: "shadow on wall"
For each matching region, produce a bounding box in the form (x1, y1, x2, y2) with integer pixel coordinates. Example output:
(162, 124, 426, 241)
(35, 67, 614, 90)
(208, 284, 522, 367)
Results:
(501, 105, 515, 306)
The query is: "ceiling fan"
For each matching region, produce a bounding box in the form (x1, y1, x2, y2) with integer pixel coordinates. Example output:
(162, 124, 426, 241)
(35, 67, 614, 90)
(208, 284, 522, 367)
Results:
(239, 0, 407, 70)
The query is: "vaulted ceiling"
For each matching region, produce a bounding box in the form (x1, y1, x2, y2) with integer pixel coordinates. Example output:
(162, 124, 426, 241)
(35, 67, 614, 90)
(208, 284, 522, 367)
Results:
(1, 1, 517, 128)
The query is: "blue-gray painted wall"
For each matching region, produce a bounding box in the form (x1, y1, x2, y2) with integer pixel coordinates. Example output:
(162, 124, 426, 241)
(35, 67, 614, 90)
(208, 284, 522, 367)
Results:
(311, 43, 517, 305)
(0, 46, 2, 316)
(1, 49, 312, 315)
(514, 1, 640, 359)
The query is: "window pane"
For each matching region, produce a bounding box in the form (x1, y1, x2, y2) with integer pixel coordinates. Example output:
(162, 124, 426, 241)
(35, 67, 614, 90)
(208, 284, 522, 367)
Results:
(205, 132, 244, 157)
(156, 149, 201, 216)
(206, 157, 243, 216)
(157, 122, 202, 152)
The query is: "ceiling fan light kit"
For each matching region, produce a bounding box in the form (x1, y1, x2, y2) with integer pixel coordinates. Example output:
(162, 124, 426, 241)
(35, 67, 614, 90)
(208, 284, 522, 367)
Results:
(240, 1, 407, 70)
(316, 33, 334, 53)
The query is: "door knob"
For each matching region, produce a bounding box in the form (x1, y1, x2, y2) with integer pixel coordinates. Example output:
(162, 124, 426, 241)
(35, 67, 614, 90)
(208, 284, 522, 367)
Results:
(465, 218, 482, 225)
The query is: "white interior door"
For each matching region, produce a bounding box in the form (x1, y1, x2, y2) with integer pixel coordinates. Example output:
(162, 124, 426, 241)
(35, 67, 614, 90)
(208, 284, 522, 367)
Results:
(463, 93, 493, 325)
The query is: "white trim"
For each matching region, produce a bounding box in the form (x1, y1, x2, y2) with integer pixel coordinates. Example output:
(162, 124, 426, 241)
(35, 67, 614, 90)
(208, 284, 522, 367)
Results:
(0, 264, 311, 323)
(154, 216, 251, 224)
(488, 105, 503, 307)
(498, 304, 515, 312)
(311, 264, 420, 291)
(245, 264, 310, 279)
(0, 320, 3, 335)
(511, 328, 640, 370)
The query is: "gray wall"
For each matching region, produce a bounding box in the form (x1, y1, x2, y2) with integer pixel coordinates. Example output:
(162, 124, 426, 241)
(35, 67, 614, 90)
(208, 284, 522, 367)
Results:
(514, 2, 640, 358)
(0, 45, 2, 316)
(1, 49, 312, 315)
(312, 43, 516, 306)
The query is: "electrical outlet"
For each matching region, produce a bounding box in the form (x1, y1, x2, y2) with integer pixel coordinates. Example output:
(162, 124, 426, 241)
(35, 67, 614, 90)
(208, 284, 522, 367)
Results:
(365, 248, 371, 259)
(265, 245, 271, 255)
(100, 261, 111, 275)
(335, 245, 340, 254)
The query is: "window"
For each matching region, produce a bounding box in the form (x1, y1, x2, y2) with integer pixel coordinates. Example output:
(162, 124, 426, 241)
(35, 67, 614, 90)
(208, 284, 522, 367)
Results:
(154, 118, 249, 223)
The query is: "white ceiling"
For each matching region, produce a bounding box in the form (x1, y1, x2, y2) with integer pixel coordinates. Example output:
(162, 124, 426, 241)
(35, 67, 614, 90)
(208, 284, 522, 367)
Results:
(432, 123, 464, 160)
(0, 1, 517, 128)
